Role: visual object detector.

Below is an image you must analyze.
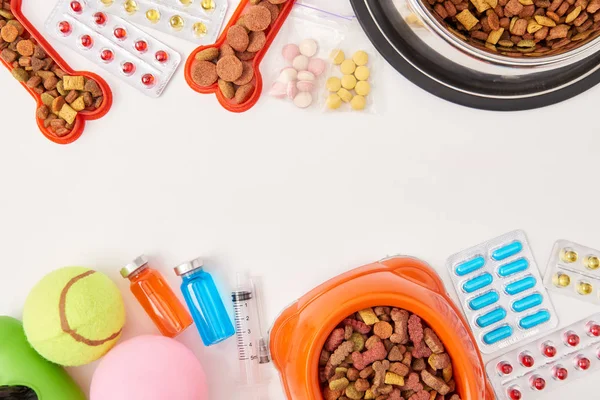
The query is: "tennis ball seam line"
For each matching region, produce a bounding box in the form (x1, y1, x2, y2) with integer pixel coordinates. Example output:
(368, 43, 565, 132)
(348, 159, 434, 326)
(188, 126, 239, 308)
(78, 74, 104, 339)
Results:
(59, 270, 122, 346)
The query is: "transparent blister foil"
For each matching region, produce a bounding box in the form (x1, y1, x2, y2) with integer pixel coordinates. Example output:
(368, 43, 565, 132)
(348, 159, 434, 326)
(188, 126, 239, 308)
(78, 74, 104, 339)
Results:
(544, 240, 600, 304)
(90, 0, 227, 43)
(486, 314, 600, 400)
(46, 0, 181, 97)
(446, 230, 559, 355)
(263, 3, 353, 110)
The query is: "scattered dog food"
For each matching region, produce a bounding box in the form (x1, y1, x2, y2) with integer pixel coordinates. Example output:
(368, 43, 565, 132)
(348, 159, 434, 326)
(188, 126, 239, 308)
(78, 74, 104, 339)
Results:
(426, 0, 600, 56)
(190, 0, 290, 105)
(320, 307, 461, 400)
(0, 2, 104, 137)
(326, 50, 372, 111)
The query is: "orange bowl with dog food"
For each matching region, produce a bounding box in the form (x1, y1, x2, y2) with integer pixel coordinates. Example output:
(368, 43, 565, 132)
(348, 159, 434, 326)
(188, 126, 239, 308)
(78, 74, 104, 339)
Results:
(270, 256, 495, 400)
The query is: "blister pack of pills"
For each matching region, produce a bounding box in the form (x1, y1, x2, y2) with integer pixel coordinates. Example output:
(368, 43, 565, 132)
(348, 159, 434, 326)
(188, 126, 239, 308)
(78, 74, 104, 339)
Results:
(486, 314, 600, 399)
(89, 0, 227, 44)
(544, 240, 600, 303)
(446, 230, 558, 354)
(46, 0, 181, 97)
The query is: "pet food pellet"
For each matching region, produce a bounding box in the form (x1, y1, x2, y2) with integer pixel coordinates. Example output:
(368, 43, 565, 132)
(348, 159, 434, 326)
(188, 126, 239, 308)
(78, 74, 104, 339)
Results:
(326, 77, 341, 92)
(245, 6, 271, 31)
(340, 59, 356, 75)
(234, 83, 254, 104)
(330, 49, 345, 65)
(259, 1, 280, 22)
(196, 47, 219, 61)
(297, 80, 314, 92)
(308, 58, 326, 76)
(233, 61, 254, 86)
(16, 39, 34, 56)
(293, 92, 312, 108)
(216, 55, 243, 82)
(355, 81, 371, 96)
(1, 24, 18, 42)
(292, 55, 309, 71)
(341, 75, 357, 90)
(63, 75, 85, 91)
(218, 79, 235, 99)
(236, 51, 255, 61)
(192, 60, 218, 86)
(351, 95, 366, 111)
(577, 281, 593, 295)
(327, 93, 342, 109)
(71, 96, 86, 111)
(58, 103, 77, 124)
(299, 38, 318, 57)
(278, 67, 297, 83)
(282, 43, 300, 62)
(11, 67, 28, 82)
(227, 25, 249, 52)
(297, 71, 315, 81)
(355, 66, 370, 81)
(338, 88, 352, 103)
(247, 31, 266, 52)
(352, 50, 369, 66)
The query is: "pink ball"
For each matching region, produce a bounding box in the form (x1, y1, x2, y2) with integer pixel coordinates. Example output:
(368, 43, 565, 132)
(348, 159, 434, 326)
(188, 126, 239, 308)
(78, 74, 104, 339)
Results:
(90, 336, 208, 400)
(308, 58, 326, 76)
(269, 81, 286, 98)
(282, 43, 300, 62)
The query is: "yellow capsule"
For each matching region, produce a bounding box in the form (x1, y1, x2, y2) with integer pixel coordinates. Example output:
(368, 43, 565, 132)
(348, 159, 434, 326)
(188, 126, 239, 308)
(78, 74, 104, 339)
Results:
(146, 9, 160, 23)
(577, 281, 593, 295)
(170, 15, 185, 31)
(124, 0, 138, 14)
(585, 255, 600, 270)
(560, 248, 578, 263)
(101, 0, 114, 5)
(552, 273, 571, 288)
(201, 0, 215, 10)
(193, 22, 207, 36)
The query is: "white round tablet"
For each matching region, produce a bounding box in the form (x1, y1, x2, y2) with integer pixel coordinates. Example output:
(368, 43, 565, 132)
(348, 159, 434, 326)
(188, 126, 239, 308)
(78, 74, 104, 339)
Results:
(277, 67, 298, 83)
(297, 71, 315, 81)
(292, 55, 309, 71)
(293, 92, 313, 108)
(299, 39, 318, 57)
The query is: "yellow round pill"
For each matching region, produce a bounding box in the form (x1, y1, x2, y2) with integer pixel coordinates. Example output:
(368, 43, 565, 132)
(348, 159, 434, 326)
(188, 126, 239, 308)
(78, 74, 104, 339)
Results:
(146, 9, 160, 23)
(578, 281, 593, 295)
(327, 94, 342, 110)
(561, 248, 578, 263)
(341, 74, 357, 90)
(552, 273, 570, 288)
(170, 15, 185, 30)
(353, 50, 369, 66)
(340, 59, 356, 75)
(337, 88, 352, 103)
(585, 256, 600, 270)
(193, 22, 208, 37)
(326, 77, 341, 92)
(355, 81, 371, 96)
(355, 66, 370, 81)
(351, 95, 366, 111)
(330, 49, 345, 65)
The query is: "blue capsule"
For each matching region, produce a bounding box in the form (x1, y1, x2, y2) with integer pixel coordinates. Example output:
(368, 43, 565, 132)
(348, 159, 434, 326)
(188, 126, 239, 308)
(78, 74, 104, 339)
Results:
(483, 325, 513, 344)
(469, 290, 500, 311)
(519, 310, 551, 330)
(492, 241, 523, 261)
(462, 273, 494, 293)
(476, 307, 507, 328)
(505, 276, 537, 295)
(512, 293, 543, 312)
(498, 258, 529, 277)
(455, 256, 485, 277)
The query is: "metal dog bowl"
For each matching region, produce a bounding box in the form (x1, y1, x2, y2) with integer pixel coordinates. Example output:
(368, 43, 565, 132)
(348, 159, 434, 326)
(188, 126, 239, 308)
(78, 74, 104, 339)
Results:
(350, 0, 600, 110)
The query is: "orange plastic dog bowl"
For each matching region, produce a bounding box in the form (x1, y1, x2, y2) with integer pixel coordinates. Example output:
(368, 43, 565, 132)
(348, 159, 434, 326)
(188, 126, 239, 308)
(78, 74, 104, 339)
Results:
(270, 256, 495, 400)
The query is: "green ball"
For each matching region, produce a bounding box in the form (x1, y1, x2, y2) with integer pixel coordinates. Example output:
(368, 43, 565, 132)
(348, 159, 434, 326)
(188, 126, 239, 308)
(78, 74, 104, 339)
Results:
(23, 267, 126, 367)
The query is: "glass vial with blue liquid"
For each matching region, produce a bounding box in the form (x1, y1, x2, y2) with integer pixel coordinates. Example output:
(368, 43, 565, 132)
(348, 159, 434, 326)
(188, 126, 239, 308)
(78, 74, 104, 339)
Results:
(174, 257, 235, 346)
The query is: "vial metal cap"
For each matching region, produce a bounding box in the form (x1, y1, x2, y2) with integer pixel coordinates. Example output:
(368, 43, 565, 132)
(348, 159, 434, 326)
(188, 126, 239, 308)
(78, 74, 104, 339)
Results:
(120, 255, 149, 278)
(174, 257, 204, 276)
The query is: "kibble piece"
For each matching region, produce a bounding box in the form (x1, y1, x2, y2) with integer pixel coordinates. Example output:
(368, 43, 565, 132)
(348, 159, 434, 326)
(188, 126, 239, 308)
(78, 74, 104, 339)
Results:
(195, 47, 220, 61)
(31, 57, 45, 72)
(1, 24, 18, 42)
(487, 27, 505, 43)
(471, 0, 492, 12)
(36, 105, 49, 120)
(258, 1, 280, 22)
(235, 83, 255, 104)
(245, 6, 272, 31)
(428, 353, 451, 370)
(384, 372, 405, 386)
(63, 75, 85, 91)
(374, 321, 393, 340)
(349, 332, 365, 352)
(44, 76, 59, 91)
(358, 309, 379, 326)
(1, 48, 17, 63)
(389, 362, 409, 377)
(59, 103, 78, 125)
(247, 31, 267, 52)
(192, 60, 218, 86)
(82, 91, 93, 107)
(411, 357, 426, 371)
(71, 96, 86, 112)
(421, 370, 450, 395)
(456, 9, 480, 29)
(535, 14, 557, 26)
(233, 61, 254, 86)
(51, 96, 66, 114)
(84, 79, 103, 97)
(216, 55, 244, 82)
(16, 39, 34, 56)
(65, 90, 79, 104)
(227, 25, 250, 52)
(41, 92, 55, 107)
(11, 67, 29, 82)
(26, 75, 42, 88)
(329, 377, 350, 391)
(218, 79, 235, 99)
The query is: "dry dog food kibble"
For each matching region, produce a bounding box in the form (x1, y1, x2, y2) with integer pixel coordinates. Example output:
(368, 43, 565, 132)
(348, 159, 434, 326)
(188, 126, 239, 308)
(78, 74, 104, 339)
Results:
(0, 2, 104, 137)
(427, 0, 600, 56)
(320, 307, 462, 400)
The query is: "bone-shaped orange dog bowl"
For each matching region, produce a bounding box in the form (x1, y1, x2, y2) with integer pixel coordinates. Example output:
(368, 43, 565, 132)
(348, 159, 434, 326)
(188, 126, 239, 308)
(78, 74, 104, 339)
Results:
(270, 256, 496, 400)
(0, 0, 112, 144)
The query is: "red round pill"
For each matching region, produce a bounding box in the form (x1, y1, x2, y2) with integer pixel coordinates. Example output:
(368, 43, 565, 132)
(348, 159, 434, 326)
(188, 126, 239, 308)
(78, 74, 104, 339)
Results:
(543, 343, 557, 358)
(531, 376, 545, 391)
(508, 387, 522, 400)
(498, 362, 513, 375)
(100, 49, 114, 62)
(94, 12, 107, 25)
(122, 62, 135, 75)
(114, 27, 127, 40)
(141, 74, 155, 86)
(80, 34, 93, 49)
(520, 352, 534, 368)
(58, 21, 71, 35)
(576, 356, 591, 370)
(155, 50, 168, 63)
(135, 40, 148, 52)
(70, 1, 82, 13)
(566, 332, 580, 347)
(588, 323, 600, 337)
(553, 366, 568, 380)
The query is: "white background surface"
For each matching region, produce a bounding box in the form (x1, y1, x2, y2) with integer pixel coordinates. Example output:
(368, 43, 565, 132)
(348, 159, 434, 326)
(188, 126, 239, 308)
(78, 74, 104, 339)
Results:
(1, 0, 600, 399)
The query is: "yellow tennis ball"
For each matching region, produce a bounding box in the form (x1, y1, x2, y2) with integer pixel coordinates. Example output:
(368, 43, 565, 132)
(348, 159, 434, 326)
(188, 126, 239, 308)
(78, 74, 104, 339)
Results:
(23, 267, 126, 367)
